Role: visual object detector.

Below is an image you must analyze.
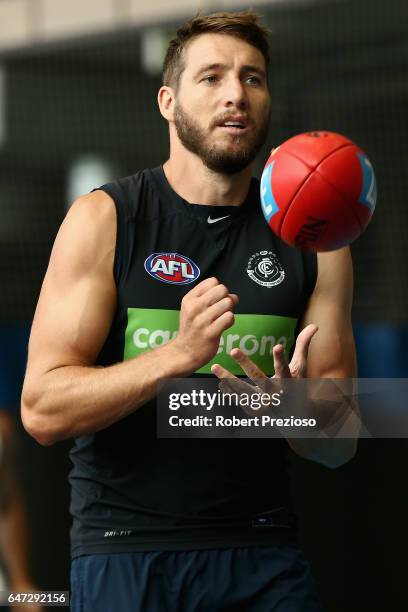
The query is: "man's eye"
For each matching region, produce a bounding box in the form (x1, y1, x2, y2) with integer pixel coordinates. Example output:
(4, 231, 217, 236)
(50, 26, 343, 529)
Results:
(246, 76, 262, 86)
(202, 75, 218, 84)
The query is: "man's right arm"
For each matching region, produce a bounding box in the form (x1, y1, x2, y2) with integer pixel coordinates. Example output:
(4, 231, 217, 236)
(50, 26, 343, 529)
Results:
(21, 191, 237, 446)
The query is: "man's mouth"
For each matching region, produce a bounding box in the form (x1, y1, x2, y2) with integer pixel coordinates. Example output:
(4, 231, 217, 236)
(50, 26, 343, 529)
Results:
(216, 117, 250, 134)
(217, 124, 250, 135)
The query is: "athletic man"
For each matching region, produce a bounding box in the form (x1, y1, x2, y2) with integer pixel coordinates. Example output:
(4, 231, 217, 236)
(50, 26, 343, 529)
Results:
(21, 11, 357, 611)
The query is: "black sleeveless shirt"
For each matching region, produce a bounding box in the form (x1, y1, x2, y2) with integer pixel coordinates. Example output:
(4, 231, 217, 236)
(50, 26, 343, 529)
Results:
(69, 166, 317, 558)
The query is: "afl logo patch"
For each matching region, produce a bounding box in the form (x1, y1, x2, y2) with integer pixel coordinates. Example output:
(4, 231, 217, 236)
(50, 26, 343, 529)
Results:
(247, 250, 285, 288)
(144, 252, 200, 285)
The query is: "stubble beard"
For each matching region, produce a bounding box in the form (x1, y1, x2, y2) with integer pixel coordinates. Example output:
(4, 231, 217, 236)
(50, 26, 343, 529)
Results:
(173, 102, 270, 175)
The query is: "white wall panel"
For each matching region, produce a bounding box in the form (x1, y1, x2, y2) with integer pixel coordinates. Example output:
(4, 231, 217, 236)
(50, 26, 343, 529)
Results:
(0, 0, 28, 49)
(41, 0, 116, 36)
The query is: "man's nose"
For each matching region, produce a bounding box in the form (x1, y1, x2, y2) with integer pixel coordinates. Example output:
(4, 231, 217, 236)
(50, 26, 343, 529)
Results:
(223, 77, 248, 109)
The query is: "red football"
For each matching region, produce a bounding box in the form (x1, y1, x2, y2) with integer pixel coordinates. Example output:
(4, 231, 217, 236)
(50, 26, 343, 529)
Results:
(260, 131, 377, 251)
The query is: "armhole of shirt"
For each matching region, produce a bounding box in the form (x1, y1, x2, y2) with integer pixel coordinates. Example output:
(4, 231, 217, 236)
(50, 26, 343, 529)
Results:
(303, 251, 318, 298)
(290, 251, 318, 356)
(91, 184, 125, 289)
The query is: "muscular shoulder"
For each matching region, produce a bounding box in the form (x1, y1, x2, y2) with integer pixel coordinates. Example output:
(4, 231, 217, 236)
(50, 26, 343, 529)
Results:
(27, 191, 118, 374)
(67, 190, 116, 243)
(52, 190, 117, 281)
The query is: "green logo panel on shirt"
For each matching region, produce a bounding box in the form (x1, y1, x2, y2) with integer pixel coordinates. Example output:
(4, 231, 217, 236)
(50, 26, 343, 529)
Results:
(124, 308, 297, 376)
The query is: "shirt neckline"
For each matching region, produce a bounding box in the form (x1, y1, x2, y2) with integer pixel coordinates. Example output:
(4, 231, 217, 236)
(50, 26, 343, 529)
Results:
(149, 165, 258, 221)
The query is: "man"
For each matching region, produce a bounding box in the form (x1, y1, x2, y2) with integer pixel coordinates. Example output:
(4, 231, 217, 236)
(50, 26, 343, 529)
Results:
(21, 10, 357, 611)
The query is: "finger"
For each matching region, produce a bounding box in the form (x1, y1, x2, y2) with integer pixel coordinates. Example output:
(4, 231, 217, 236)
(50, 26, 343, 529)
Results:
(214, 367, 269, 416)
(273, 344, 291, 378)
(204, 296, 237, 324)
(212, 367, 260, 401)
(210, 310, 235, 336)
(197, 282, 232, 307)
(211, 363, 236, 380)
(290, 324, 318, 371)
(217, 378, 259, 416)
(221, 377, 258, 400)
(229, 348, 268, 384)
(188, 276, 219, 298)
(204, 287, 238, 307)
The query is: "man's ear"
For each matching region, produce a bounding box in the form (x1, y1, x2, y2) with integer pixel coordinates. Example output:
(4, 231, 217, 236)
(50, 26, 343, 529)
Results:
(158, 86, 175, 121)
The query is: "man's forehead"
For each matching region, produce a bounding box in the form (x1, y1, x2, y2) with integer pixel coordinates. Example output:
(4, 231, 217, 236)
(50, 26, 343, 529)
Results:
(183, 33, 265, 72)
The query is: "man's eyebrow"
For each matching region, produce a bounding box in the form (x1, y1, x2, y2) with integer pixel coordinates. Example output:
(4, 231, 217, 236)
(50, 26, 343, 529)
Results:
(241, 65, 266, 79)
(193, 63, 266, 79)
(193, 63, 227, 78)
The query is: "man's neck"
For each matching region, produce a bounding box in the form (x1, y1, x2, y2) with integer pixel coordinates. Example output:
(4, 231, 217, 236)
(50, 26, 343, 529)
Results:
(162, 157, 253, 207)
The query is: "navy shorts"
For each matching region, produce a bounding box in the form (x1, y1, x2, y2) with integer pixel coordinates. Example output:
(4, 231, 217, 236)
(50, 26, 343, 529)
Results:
(70, 546, 323, 612)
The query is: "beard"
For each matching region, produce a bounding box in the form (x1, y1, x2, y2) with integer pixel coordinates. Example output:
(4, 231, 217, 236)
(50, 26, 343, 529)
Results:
(173, 102, 270, 175)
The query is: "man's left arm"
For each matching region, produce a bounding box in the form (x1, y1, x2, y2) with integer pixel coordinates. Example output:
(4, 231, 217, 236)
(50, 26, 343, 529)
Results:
(287, 246, 359, 467)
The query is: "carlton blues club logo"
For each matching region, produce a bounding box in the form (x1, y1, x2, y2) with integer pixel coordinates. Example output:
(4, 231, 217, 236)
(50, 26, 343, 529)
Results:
(144, 252, 200, 285)
(247, 250, 285, 288)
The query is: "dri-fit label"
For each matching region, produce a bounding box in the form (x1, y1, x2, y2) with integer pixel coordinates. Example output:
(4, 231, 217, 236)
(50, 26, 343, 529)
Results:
(124, 308, 297, 375)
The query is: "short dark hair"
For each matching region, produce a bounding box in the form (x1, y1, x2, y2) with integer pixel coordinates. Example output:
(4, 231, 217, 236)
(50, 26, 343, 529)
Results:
(162, 10, 270, 90)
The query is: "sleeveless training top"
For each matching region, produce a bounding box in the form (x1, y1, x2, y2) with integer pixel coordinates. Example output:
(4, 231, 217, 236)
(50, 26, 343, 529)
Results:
(69, 166, 317, 558)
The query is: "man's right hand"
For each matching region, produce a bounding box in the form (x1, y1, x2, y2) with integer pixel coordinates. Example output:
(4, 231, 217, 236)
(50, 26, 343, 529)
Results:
(171, 277, 238, 372)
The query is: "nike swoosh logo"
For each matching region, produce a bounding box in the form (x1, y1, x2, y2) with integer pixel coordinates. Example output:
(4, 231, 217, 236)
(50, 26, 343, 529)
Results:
(207, 215, 230, 224)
